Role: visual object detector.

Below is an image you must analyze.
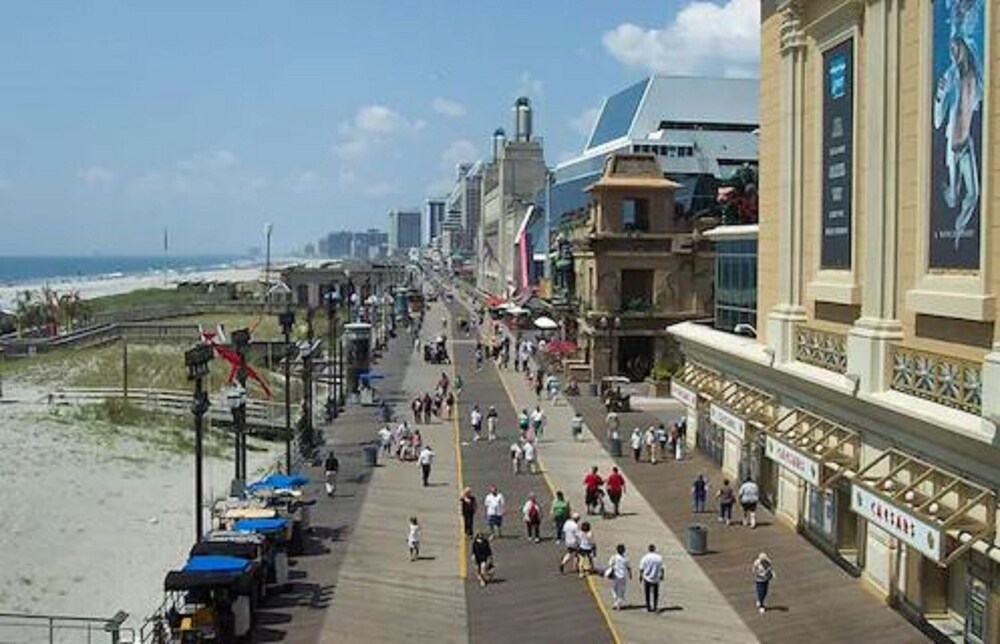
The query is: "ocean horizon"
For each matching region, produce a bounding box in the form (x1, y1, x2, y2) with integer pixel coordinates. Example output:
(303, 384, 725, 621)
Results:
(0, 254, 255, 286)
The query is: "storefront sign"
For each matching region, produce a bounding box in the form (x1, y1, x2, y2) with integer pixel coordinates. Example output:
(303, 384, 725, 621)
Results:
(821, 37, 854, 269)
(710, 403, 745, 441)
(850, 484, 943, 562)
(765, 435, 820, 487)
(670, 381, 697, 409)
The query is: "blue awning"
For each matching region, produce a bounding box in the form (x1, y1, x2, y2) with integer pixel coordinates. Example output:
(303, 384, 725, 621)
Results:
(246, 473, 308, 491)
(234, 517, 289, 534)
(183, 555, 252, 574)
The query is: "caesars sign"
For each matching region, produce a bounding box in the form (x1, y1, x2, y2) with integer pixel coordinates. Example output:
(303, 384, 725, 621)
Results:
(670, 381, 698, 409)
(851, 484, 943, 562)
(710, 403, 745, 441)
(764, 435, 820, 487)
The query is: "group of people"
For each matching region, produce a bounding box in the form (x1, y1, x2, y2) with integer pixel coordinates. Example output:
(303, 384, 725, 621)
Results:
(582, 465, 628, 517)
(626, 421, 686, 465)
(410, 372, 458, 424)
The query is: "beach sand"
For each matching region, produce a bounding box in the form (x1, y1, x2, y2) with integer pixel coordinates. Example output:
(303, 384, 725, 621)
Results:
(0, 382, 282, 636)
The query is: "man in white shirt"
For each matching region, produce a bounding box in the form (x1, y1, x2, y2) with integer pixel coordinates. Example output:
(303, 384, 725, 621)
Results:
(521, 439, 537, 474)
(639, 543, 665, 612)
(530, 407, 545, 439)
(738, 478, 760, 528)
(606, 544, 633, 610)
(417, 444, 435, 487)
(559, 513, 581, 574)
(378, 425, 392, 455)
(510, 441, 524, 475)
(483, 486, 506, 540)
(470, 405, 483, 442)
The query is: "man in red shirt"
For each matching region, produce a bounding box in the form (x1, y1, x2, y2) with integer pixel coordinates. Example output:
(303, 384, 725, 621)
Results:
(583, 466, 604, 516)
(606, 466, 626, 517)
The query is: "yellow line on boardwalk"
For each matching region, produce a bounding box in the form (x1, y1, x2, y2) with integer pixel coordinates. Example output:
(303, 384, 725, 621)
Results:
(493, 364, 624, 644)
(448, 311, 468, 580)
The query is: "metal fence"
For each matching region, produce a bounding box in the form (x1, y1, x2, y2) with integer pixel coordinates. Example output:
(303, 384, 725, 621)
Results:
(0, 612, 132, 644)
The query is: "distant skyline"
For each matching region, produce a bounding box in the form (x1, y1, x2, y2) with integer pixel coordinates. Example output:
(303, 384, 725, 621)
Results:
(0, 1, 759, 256)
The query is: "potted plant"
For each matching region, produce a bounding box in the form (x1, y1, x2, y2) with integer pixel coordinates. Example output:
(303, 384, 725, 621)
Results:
(646, 361, 675, 398)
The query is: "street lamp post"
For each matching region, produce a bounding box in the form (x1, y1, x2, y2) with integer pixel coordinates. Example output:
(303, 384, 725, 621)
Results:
(300, 308, 316, 457)
(229, 328, 251, 484)
(278, 308, 296, 473)
(598, 315, 621, 380)
(185, 343, 213, 540)
(264, 223, 273, 311)
(326, 288, 341, 419)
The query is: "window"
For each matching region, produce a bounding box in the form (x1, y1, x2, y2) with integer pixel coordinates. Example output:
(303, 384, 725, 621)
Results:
(621, 198, 650, 232)
(620, 269, 653, 312)
(714, 239, 757, 333)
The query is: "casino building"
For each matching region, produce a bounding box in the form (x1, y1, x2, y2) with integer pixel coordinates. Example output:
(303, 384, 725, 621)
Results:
(669, 1, 1000, 641)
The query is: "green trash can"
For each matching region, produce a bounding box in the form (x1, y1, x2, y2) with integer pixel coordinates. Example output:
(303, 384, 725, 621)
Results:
(685, 524, 708, 555)
(362, 444, 378, 468)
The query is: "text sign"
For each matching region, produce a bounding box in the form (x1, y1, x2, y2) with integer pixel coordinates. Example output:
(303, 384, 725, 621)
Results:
(821, 37, 855, 269)
(850, 484, 943, 562)
(710, 403, 745, 441)
(671, 381, 698, 409)
(765, 435, 820, 487)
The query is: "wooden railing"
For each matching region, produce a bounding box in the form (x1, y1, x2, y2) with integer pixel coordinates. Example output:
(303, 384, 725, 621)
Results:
(889, 345, 982, 415)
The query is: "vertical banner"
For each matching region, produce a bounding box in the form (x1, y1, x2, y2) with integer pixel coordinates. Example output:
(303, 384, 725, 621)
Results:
(821, 38, 854, 269)
(929, 0, 984, 269)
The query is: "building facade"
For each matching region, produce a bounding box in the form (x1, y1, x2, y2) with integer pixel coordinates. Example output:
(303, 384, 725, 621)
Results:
(387, 209, 421, 255)
(669, 2, 1000, 641)
(426, 198, 446, 246)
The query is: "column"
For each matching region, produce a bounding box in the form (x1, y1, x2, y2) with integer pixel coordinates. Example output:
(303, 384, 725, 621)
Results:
(766, 1, 808, 362)
(847, 0, 903, 394)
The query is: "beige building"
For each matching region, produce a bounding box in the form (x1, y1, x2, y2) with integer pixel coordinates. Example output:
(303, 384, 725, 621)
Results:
(566, 153, 712, 382)
(669, 1, 1000, 641)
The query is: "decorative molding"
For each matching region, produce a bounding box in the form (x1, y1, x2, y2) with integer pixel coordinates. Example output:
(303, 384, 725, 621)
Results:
(889, 345, 983, 415)
(795, 325, 848, 374)
(780, 2, 806, 54)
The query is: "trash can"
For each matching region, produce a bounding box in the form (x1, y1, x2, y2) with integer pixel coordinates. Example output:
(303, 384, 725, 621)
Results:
(685, 524, 708, 555)
(362, 444, 379, 468)
(609, 433, 623, 458)
(587, 382, 599, 397)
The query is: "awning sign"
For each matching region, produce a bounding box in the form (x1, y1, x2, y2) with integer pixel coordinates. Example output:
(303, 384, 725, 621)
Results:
(851, 484, 943, 562)
(710, 403, 745, 441)
(765, 435, 821, 487)
(671, 381, 697, 409)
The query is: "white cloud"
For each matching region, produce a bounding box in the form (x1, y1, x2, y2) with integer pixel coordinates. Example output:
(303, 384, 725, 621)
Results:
(569, 106, 601, 137)
(286, 171, 320, 194)
(441, 139, 478, 170)
(335, 104, 423, 160)
(516, 72, 544, 99)
(364, 180, 397, 197)
(77, 166, 116, 188)
(176, 149, 240, 172)
(337, 169, 396, 197)
(602, 0, 759, 77)
(432, 97, 467, 118)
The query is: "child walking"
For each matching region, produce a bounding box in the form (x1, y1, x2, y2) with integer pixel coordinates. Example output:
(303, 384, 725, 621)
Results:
(408, 517, 421, 562)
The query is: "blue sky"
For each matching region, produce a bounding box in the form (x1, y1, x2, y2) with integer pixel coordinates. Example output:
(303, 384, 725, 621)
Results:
(0, 1, 758, 256)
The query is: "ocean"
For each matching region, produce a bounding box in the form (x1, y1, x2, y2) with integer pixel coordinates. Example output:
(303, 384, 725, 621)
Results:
(0, 255, 253, 286)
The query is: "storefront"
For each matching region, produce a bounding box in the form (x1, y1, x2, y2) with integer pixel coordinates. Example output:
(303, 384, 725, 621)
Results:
(762, 408, 863, 569)
(670, 361, 724, 465)
(708, 381, 776, 503)
(850, 450, 997, 643)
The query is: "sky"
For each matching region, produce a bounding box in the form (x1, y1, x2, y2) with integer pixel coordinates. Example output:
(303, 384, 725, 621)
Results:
(0, 0, 759, 256)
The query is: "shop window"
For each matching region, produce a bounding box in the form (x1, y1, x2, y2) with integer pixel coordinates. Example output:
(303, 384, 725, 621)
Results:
(621, 198, 650, 232)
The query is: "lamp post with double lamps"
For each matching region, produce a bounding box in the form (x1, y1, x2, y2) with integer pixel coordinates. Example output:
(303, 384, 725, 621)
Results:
(228, 328, 252, 485)
(299, 308, 316, 457)
(598, 315, 621, 380)
(326, 287, 342, 419)
(185, 343, 213, 540)
(278, 307, 296, 473)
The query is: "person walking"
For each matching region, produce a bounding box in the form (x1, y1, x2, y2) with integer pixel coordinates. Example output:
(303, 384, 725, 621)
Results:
(407, 517, 421, 562)
(551, 490, 571, 543)
(717, 478, 736, 526)
(530, 406, 545, 440)
(606, 466, 626, 517)
(692, 474, 708, 513)
(739, 477, 760, 528)
(470, 404, 483, 442)
(522, 438, 538, 475)
(752, 552, 775, 613)
(606, 544, 632, 610)
(630, 428, 643, 462)
(518, 409, 530, 436)
(559, 513, 581, 574)
(639, 544, 665, 613)
(570, 411, 584, 441)
(583, 466, 604, 516)
(645, 425, 658, 465)
(460, 487, 478, 538)
(455, 374, 464, 398)
(484, 485, 506, 540)
(421, 392, 433, 424)
(522, 493, 542, 543)
(417, 444, 435, 487)
(323, 451, 340, 497)
(509, 440, 524, 475)
(471, 533, 494, 587)
(378, 425, 392, 456)
(486, 405, 499, 442)
(605, 409, 620, 441)
(656, 423, 669, 459)
(577, 521, 596, 577)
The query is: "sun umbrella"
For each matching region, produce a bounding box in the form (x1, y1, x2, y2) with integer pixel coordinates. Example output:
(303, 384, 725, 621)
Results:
(533, 316, 558, 330)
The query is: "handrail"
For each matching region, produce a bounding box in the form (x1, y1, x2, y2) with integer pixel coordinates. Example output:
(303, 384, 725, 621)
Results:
(0, 611, 132, 643)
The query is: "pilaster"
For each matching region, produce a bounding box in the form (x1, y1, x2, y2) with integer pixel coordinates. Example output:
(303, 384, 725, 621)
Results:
(982, 342, 1000, 423)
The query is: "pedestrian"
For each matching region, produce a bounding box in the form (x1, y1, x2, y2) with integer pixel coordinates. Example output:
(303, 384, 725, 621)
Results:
(656, 423, 669, 458)
(630, 428, 643, 462)
(407, 517, 421, 561)
(455, 374, 464, 398)
(378, 424, 392, 456)
(752, 552, 775, 613)
(522, 493, 542, 543)
(445, 391, 455, 420)
(412, 396, 422, 425)
(522, 438, 537, 474)
(605, 410, 620, 440)
(518, 408, 530, 435)
(570, 411, 584, 441)
(717, 479, 735, 526)
(422, 392, 433, 424)
(606, 544, 632, 610)
(533, 371, 544, 399)
(510, 440, 524, 475)
(559, 513, 581, 574)
(639, 544, 665, 613)
(470, 404, 483, 442)
(644, 425, 658, 465)
(530, 406, 545, 439)
(460, 487, 477, 538)
(583, 466, 604, 516)
(577, 521, 596, 577)
(417, 443, 435, 487)
(486, 405, 499, 442)
(692, 473, 708, 513)
(739, 477, 760, 528)
(475, 345, 484, 371)
(551, 490, 571, 543)
(323, 451, 340, 497)
(471, 532, 494, 587)
(671, 423, 683, 460)
(484, 485, 506, 540)
(606, 466, 626, 517)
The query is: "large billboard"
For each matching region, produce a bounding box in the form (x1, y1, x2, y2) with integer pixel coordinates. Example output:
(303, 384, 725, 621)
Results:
(929, 0, 984, 269)
(821, 38, 854, 269)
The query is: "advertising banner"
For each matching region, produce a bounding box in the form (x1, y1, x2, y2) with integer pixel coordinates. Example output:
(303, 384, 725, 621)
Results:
(850, 484, 943, 562)
(821, 38, 854, 269)
(929, 0, 984, 269)
(710, 403, 745, 441)
(670, 381, 698, 409)
(765, 435, 821, 487)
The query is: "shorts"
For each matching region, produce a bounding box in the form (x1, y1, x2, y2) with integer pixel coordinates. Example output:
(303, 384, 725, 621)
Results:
(741, 501, 758, 512)
(607, 489, 622, 503)
(585, 489, 600, 506)
(487, 515, 503, 527)
(565, 545, 579, 554)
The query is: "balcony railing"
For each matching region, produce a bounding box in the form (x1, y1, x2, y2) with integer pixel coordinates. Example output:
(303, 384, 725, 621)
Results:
(794, 325, 847, 374)
(889, 345, 982, 415)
